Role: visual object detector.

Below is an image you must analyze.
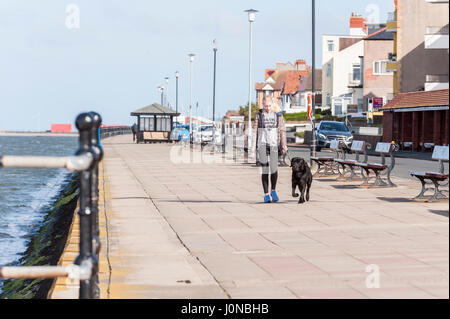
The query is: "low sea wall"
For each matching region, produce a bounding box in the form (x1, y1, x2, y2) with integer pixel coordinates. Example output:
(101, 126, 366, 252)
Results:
(0, 174, 79, 299)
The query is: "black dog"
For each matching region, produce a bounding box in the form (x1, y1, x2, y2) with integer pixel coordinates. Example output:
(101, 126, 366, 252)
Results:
(291, 157, 313, 204)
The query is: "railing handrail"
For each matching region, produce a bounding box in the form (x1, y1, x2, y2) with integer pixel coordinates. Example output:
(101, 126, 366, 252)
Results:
(0, 154, 93, 171)
(0, 264, 91, 280)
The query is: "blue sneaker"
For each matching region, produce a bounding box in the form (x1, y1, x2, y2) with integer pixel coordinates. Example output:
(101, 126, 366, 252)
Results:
(271, 190, 279, 203)
(264, 195, 271, 203)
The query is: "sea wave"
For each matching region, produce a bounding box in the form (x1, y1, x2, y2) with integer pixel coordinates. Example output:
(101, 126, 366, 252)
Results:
(0, 170, 69, 267)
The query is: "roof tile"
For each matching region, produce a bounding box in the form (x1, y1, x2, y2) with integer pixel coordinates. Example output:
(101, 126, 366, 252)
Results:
(381, 89, 449, 110)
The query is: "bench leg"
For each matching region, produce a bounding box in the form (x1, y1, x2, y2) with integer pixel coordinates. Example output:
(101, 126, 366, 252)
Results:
(331, 161, 340, 175)
(346, 165, 361, 181)
(427, 179, 449, 202)
(313, 161, 336, 177)
(336, 163, 348, 181)
(360, 168, 371, 186)
(372, 169, 388, 187)
(386, 164, 396, 187)
(323, 161, 338, 176)
(312, 161, 322, 177)
(413, 177, 434, 200)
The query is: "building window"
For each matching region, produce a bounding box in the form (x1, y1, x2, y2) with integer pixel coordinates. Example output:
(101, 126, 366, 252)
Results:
(335, 104, 342, 115)
(352, 64, 361, 81)
(326, 63, 332, 77)
(373, 61, 393, 75)
(327, 40, 334, 52)
(326, 93, 331, 106)
(357, 99, 363, 112)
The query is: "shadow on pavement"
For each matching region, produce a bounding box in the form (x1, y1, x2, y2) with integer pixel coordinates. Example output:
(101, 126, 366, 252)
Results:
(376, 197, 412, 203)
(429, 210, 449, 217)
(331, 185, 360, 189)
(315, 179, 339, 182)
(111, 196, 150, 200)
(161, 200, 234, 203)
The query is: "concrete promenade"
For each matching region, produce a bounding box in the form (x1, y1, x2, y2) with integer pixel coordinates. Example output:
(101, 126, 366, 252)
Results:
(53, 134, 448, 299)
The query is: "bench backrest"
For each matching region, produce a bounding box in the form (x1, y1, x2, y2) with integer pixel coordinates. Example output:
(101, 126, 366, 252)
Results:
(432, 146, 449, 161)
(329, 140, 341, 150)
(351, 140, 365, 152)
(375, 142, 394, 154)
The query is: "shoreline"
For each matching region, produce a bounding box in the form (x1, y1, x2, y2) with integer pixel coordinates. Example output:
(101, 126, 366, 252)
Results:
(0, 173, 80, 299)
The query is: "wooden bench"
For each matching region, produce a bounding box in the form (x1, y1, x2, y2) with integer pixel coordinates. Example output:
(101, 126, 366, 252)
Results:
(311, 140, 343, 177)
(355, 142, 398, 187)
(334, 140, 369, 181)
(400, 141, 413, 151)
(410, 145, 449, 202)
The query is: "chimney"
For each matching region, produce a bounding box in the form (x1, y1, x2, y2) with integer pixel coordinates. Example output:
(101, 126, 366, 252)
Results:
(295, 59, 307, 71)
(349, 13, 367, 36)
(265, 69, 275, 80)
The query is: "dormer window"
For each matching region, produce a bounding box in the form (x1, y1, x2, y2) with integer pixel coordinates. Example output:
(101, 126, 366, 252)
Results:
(327, 40, 335, 52)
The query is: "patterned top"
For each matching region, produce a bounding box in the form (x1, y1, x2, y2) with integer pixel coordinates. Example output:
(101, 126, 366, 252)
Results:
(258, 112, 278, 147)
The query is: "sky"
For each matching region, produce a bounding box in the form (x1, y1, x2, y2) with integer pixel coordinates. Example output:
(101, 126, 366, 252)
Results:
(0, 0, 394, 131)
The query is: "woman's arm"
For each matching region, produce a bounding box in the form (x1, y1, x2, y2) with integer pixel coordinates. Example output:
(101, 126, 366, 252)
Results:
(251, 113, 259, 152)
(278, 116, 288, 152)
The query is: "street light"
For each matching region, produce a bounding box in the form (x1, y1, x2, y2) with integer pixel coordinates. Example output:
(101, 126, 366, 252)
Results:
(212, 39, 218, 148)
(310, 0, 317, 166)
(165, 77, 170, 108)
(212, 39, 218, 123)
(157, 86, 164, 106)
(188, 53, 196, 143)
(244, 9, 258, 154)
(175, 71, 179, 124)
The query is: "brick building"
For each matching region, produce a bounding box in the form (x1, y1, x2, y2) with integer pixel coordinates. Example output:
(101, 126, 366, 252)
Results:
(381, 89, 449, 151)
(363, 27, 394, 112)
(255, 60, 310, 112)
(386, 0, 449, 93)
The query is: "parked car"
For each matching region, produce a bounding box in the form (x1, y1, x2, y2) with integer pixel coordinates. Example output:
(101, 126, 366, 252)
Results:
(193, 125, 215, 145)
(171, 125, 190, 142)
(315, 121, 354, 151)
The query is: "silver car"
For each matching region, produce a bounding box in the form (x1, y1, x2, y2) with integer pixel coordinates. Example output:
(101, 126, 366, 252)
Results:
(315, 121, 354, 151)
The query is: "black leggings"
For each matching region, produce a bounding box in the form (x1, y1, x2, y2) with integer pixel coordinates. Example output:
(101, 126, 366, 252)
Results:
(262, 171, 278, 194)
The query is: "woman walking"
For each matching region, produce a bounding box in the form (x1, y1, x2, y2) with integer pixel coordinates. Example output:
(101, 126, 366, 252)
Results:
(252, 96, 288, 203)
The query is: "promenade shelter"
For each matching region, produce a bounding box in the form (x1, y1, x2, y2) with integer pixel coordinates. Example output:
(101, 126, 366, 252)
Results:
(130, 103, 180, 143)
(381, 89, 449, 151)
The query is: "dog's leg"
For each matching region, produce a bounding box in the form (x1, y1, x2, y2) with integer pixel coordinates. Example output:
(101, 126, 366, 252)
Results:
(306, 179, 312, 202)
(299, 184, 305, 204)
(292, 180, 299, 198)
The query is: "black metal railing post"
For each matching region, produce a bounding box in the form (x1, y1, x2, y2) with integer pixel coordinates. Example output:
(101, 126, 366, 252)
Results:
(74, 113, 98, 299)
(89, 111, 103, 299)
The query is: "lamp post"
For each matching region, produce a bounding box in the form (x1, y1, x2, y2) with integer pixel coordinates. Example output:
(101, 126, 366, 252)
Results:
(175, 71, 179, 124)
(165, 77, 170, 108)
(158, 86, 164, 106)
(212, 39, 218, 123)
(188, 53, 195, 143)
(196, 102, 199, 129)
(245, 9, 258, 153)
(310, 0, 317, 166)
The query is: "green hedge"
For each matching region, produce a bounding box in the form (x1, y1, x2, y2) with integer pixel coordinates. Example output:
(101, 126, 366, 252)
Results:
(294, 131, 305, 138)
(284, 112, 321, 121)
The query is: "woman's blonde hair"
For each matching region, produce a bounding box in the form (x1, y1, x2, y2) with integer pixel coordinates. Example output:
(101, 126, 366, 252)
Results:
(262, 95, 281, 113)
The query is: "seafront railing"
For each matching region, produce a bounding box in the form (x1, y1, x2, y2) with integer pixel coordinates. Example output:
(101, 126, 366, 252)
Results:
(0, 112, 103, 299)
(100, 126, 131, 139)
